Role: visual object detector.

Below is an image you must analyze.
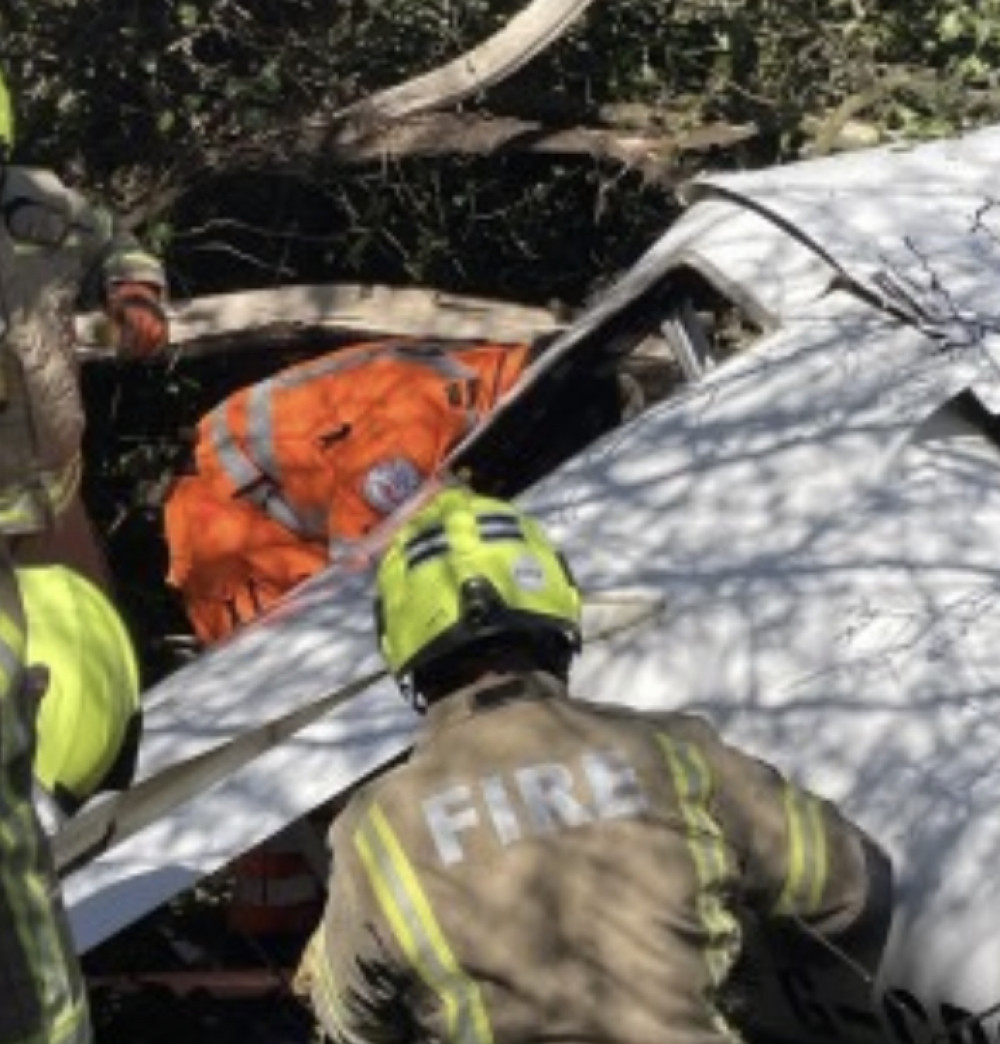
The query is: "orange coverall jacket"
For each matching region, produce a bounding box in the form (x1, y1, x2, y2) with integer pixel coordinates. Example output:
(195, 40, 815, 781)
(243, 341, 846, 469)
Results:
(164, 339, 532, 643)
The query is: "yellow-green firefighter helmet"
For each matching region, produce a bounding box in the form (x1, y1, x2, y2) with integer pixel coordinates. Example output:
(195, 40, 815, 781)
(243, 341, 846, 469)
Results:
(375, 486, 581, 685)
(19, 565, 140, 808)
(0, 66, 13, 157)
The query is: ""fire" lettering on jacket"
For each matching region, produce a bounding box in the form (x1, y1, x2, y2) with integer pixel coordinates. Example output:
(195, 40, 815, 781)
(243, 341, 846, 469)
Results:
(421, 749, 648, 865)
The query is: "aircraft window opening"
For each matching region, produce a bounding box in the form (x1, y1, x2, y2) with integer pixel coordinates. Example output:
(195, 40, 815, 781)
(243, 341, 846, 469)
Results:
(657, 269, 763, 382)
(950, 389, 1000, 451)
(467, 273, 769, 503)
(909, 389, 1000, 457)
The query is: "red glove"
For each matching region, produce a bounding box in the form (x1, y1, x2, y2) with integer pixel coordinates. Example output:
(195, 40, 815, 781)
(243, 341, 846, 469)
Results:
(106, 281, 169, 357)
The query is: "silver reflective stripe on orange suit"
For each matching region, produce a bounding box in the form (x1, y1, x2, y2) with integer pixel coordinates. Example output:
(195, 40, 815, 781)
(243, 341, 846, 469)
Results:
(206, 344, 481, 539)
(0, 554, 91, 1044)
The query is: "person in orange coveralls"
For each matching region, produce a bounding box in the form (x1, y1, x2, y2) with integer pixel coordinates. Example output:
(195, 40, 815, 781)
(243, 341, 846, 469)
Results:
(164, 338, 532, 643)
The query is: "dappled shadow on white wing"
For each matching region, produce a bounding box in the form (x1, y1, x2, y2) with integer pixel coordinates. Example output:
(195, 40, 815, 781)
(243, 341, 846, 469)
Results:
(66, 126, 1000, 1039)
(519, 280, 1000, 1032)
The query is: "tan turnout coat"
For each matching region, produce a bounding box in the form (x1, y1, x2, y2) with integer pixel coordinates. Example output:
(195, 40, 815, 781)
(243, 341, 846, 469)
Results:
(304, 672, 893, 1044)
(0, 546, 91, 1044)
(0, 165, 164, 533)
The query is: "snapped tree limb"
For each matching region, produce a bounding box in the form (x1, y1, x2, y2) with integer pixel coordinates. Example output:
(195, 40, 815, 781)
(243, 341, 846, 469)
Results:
(318, 0, 598, 145)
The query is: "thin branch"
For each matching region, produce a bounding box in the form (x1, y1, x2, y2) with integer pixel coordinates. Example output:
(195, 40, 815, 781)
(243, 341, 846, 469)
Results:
(316, 0, 598, 145)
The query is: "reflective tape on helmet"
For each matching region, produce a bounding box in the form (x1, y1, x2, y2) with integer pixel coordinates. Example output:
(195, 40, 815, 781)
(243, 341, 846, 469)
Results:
(476, 511, 523, 542)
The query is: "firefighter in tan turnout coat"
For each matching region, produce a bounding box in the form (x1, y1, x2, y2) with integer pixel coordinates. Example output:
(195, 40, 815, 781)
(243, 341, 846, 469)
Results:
(298, 487, 894, 1043)
(0, 66, 168, 588)
(0, 547, 91, 1044)
(0, 66, 168, 1044)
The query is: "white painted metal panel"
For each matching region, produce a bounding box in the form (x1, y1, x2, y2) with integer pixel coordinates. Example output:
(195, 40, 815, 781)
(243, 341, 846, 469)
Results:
(59, 125, 1000, 1043)
(522, 294, 1000, 1041)
(688, 124, 1000, 392)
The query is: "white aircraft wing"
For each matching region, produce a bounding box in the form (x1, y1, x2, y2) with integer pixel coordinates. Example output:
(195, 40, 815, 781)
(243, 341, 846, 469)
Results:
(684, 124, 1000, 358)
(60, 572, 664, 952)
(60, 124, 1000, 1044)
(513, 129, 1000, 1042)
(57, 564, 408, 948)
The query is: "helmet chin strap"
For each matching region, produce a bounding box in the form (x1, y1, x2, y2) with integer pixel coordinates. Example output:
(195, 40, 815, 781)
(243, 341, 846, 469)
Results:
(398, 674, 428, 714)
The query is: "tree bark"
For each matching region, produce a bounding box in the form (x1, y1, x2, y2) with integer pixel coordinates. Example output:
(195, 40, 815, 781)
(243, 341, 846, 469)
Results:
(226, 109, 757, 183)
(327, 112, 758, 176)
(77, 283, 565, 361)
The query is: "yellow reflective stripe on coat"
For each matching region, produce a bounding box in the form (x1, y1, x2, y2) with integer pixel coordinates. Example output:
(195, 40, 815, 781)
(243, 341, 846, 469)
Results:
(43, 455, 82, 519)
(0, 455, 81, 535)
(657, 734, 740, 986)
(354, 803, 494, 1044)
(773, 786, 828, 916)
(0, 626, 89, 1044)
(304, 929, 353, 1041)
(41, 989, 90, 1044)
(0, 604, 24, 689)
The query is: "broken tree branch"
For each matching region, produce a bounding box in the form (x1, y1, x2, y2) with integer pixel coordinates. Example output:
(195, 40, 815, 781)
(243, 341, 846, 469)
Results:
(76, 283, 566, 361)
(317, 0, 598, 146)
(312, 112, 758, 179)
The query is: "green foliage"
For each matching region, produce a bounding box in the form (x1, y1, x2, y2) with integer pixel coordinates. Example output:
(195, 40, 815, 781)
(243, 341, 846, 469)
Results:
(4, 0, 998, 306)
(6, 0, 354, 174)
(165, 154, 674, 306)
(930, 0, 1000, 82)
(4, 0, 995, 682)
